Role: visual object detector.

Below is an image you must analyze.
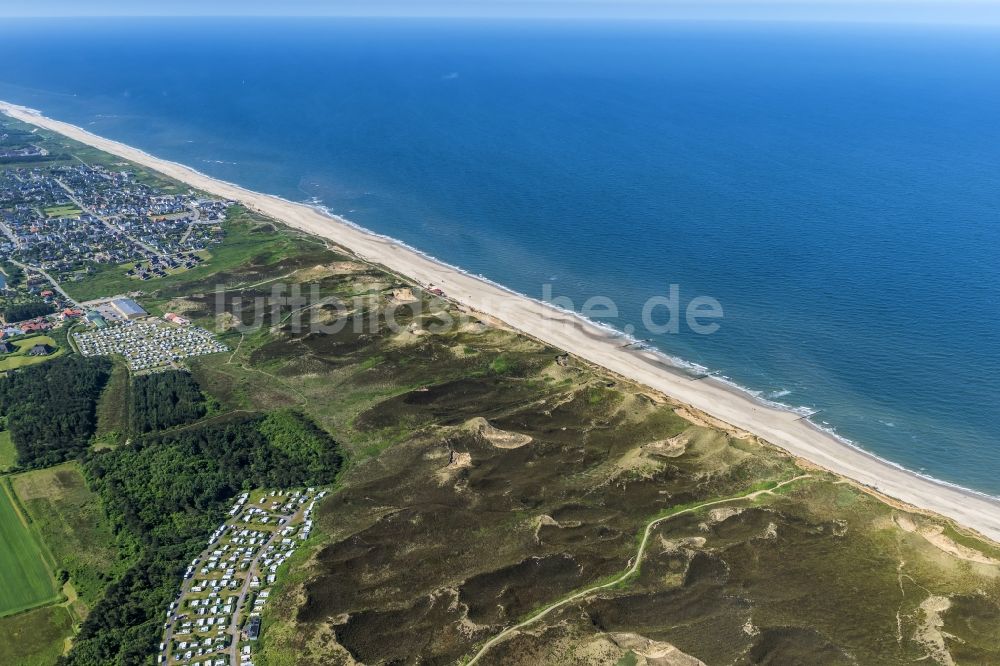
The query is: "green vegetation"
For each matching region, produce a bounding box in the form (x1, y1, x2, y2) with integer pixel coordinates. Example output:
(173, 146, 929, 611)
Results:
(615, 652, 638, 666)
(0, 334, 65, 372)
(488, 354, 522, 375)
(65, 414, 342, 665)
(0, 430, 16, 471)
(258, 410, 343, 483)
(0, 480, 60, 616)
(94, 360, 130, 449)
(0, 604, 74, 666)
(0, 356, 111, 468)
(129, 370, 206, 434)
(43, 204, 83, 218)
(2, 300, 55, 323)
(11, 463, 125, 613)
(0, 261, 25, 286)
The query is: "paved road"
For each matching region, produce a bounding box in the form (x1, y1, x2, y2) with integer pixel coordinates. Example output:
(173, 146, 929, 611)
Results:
(228, 505, 305, 665)
(0, 218, 19, 247)
(161, 563, 198, 661)
(178, 205, 201, 245)
(10, 259, 77, 306)
(54, 177, 166, 258)
(160, 496, 315, 664)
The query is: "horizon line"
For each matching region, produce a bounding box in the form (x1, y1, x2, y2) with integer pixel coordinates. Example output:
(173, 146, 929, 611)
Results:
(5, 13, 1000, 26)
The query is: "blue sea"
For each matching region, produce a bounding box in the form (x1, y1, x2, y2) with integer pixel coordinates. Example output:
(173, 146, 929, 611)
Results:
(2, 18, 999, 493)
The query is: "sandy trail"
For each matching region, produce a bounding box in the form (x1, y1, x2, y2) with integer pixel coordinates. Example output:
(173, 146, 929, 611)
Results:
(5, 100, 1000, 544)
(465, 475, 811, 665)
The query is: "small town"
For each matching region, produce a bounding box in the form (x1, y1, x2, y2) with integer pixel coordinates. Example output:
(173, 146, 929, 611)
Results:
(0, 162, 231, 284)
(159, 487, 327, 666)
(1, 132, 233, 375)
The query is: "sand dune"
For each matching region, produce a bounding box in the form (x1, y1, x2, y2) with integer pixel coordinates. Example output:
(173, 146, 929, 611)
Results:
(5, 99, 999, 543)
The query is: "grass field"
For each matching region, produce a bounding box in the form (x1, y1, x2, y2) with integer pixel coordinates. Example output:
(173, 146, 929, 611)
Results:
(43, 204, 83, 218)
(0, 334, 64, 373)
(11, 463, 125, 612)
(0, 481, 60, 616)
(0, 604, 73, 666)
(94, 359, 130, 449)
(0, 431, 15, 472)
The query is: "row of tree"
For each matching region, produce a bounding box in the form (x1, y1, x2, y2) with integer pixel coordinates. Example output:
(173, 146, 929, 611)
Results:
(2, 300, 56, 324)
(63, 411, 342, 665)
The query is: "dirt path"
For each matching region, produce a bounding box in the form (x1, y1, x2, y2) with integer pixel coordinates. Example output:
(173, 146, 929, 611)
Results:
(465, 475, 811, 665)
(227, 334, 245, 365)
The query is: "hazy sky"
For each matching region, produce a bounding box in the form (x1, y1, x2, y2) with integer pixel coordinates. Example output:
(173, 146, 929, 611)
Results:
(3, 0, 1000, 24)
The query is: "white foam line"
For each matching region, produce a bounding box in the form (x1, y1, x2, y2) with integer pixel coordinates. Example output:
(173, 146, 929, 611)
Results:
(5, 99, 999, 539)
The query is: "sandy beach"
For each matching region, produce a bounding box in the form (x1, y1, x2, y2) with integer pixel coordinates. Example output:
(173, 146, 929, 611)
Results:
(4, 99, 1000, 543)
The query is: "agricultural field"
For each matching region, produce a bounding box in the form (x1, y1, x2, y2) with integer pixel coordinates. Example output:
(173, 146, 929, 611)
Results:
(0, 334, 64, 372)
(0, 464, 123, 664)
(0, 480, 60, 617)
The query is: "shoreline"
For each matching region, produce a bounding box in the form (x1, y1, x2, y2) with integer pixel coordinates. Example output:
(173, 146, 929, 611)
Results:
(5, 99, 1000, 543)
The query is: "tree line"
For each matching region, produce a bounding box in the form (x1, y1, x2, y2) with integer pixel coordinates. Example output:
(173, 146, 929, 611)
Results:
(0, 356, 111, 468)
(2, 300, 56, 324)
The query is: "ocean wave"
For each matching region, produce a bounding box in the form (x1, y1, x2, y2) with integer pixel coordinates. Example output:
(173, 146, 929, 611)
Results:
(296, 198, 1000, 501)
(7, 99, 994, 504)
(803, 418, 1000, 501)
(301, 196, 824, 422)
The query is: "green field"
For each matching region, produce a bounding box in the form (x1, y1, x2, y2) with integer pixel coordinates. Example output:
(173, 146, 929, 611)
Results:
(0, 481, 60, 616)
(0, 604, 73, 666)
(0, 431, 15, 472)
(0, 335, 64, 373)
(0, 464, 122, 663)
(11, 463, 125, 612)
(43, 204, 83, 219)
(93, 359, 130, 449)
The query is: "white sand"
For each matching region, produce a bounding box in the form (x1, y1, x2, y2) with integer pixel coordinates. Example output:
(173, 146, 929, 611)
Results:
(6, 100, 1000, 542)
